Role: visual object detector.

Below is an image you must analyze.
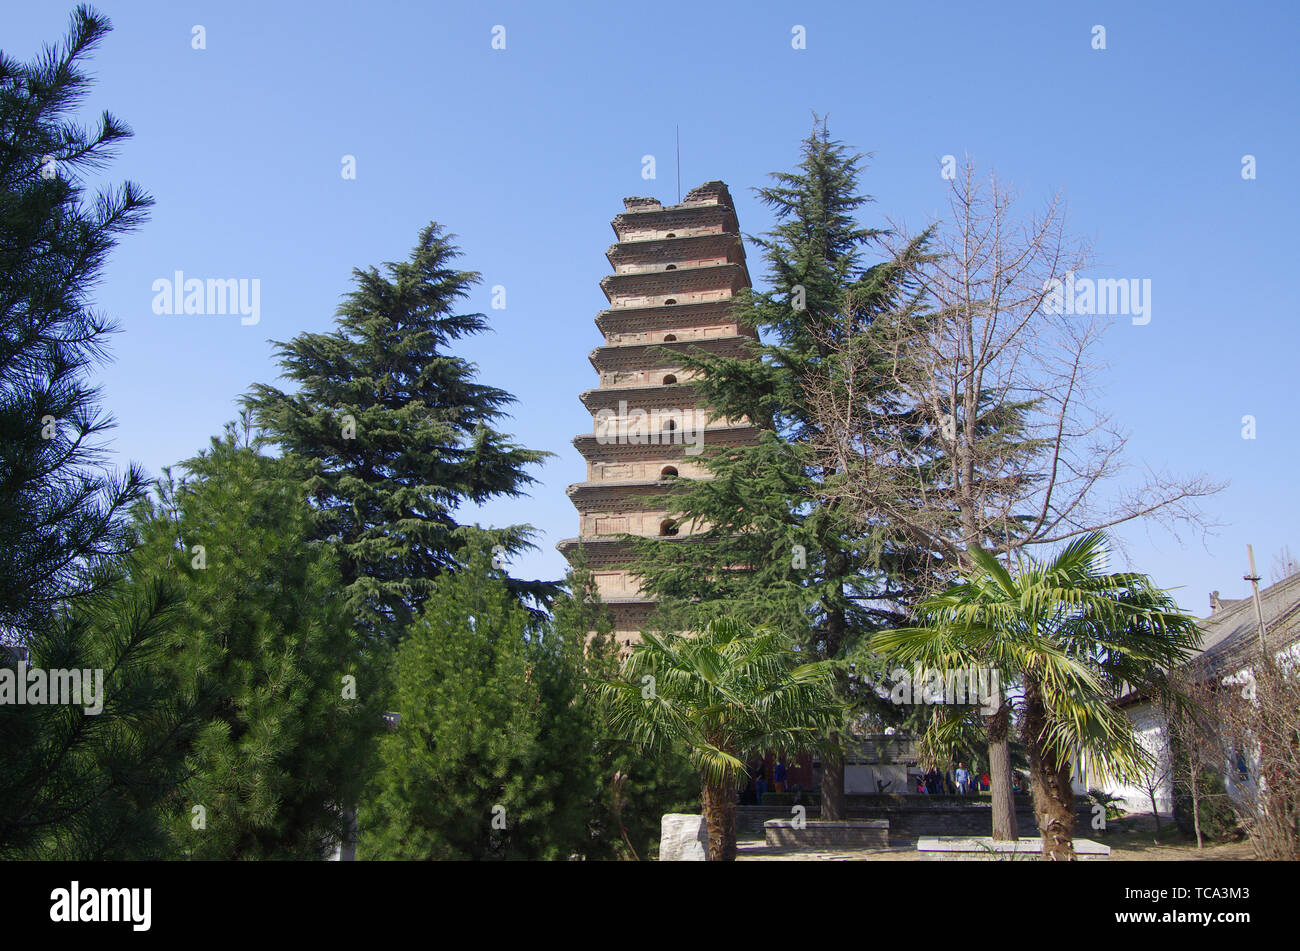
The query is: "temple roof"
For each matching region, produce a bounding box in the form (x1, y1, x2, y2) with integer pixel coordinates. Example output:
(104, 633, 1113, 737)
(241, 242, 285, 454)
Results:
(1191, 569, 1300, 677)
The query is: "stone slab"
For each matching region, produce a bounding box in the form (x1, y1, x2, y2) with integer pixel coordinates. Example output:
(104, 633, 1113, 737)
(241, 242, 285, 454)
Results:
(659, 813, 708, 861)
(916, 835, 1111, 860)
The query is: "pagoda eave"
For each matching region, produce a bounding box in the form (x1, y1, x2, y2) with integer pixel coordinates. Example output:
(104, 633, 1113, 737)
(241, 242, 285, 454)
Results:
(593, 300, 757, 337)
(578, 383, 696, 412)
(599, 263, 749, 301)
(611, 206, 737, 242)
(606, 232, 743, 267)
(588, 334, 757, 372)
(571, 424, 760, 462)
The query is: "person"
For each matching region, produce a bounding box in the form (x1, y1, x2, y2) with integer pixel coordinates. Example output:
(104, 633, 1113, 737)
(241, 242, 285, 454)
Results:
(774, 758, 788, 793)
(754, 762, 767, 805)
(743, 759, 763, 805)
(955, 762, 971, 796)
(925, 768, 940, 796)
(980, 771, 990, 793)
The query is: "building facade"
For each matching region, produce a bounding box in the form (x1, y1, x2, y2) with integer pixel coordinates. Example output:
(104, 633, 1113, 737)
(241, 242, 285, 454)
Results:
(558, 181, 759, 647)
(1082, 570, 1300, 814)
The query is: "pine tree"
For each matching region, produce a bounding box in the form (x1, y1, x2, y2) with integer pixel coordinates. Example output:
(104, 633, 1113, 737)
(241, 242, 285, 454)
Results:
(550, 558, 697, 860)
(0, 5, 151, 642)
(244, 225, 554, 644)
(361, 541, 591, 860)
(0, 7, 196, 860)
(0, 573, 199, 859)
(134, 428, 376, 859)
(631, 119, 933, 818)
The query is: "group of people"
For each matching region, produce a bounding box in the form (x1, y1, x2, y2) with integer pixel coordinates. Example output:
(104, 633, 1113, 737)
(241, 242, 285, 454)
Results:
(739, 756, 1013, 803)
(739, 757, 792, 805)
(915, 762, 990, 796)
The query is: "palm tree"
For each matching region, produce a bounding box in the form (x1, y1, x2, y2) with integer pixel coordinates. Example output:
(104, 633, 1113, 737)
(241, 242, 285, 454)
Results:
(872, 533, 1200, 860)
(599, 617, 842, 861)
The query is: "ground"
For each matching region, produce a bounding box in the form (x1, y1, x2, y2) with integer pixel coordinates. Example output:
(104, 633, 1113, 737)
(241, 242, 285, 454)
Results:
(736, 813, 1254, 861)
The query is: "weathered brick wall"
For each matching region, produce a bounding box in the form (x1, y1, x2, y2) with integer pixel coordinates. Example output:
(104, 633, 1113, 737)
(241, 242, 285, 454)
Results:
(764, 820, 889, 850)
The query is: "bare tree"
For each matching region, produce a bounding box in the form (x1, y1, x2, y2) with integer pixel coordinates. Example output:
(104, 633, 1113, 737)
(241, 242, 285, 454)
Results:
(1270, 545, 1299, 583)
(803, 156, 1224, 840)
(1163, 676, 1226, 849)
(1134, 735, 1173, 842)
(1219, 657, 1300, 859)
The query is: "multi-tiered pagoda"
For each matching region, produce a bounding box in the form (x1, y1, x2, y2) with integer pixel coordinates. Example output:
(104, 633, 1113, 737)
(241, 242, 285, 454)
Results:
(559, 181, 760, 647)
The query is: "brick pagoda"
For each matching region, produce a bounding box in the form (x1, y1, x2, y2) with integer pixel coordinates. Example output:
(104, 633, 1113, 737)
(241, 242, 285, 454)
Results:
(558, 181, 760, 647)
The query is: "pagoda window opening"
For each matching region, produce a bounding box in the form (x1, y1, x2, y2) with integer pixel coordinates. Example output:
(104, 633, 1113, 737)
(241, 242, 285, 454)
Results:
(665, 264, 677, 270)
(662, 374, 677, 385)
(664, 298, 677, 305)
(659, 519, 679, 537)
(663, 333, 677, 341)
(660, 466, 678, 479)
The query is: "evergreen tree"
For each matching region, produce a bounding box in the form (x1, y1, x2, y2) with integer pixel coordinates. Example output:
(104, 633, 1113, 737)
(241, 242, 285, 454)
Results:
(0, 5, 151, 642)
(134, 429, 376, 859)
(0, 7, 196, 860)
(361, 541, 592, 860)
(0, 573, 198, 859)
(550, 558, 697, 860)
(245, 225, 554, 644)
(631, 119, 932, 817)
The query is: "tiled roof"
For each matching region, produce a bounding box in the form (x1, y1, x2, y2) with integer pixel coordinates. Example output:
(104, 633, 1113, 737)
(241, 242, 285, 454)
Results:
(1190, 570, 1300, 677)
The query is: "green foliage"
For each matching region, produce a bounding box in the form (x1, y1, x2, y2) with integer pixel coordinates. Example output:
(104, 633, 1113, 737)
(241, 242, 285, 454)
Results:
(0, 4, 152, 642)
(1086, 787, 1127, 821)
(244, 225, 554, 643)
(632, 119, 931, 721)
(600, 617, 843, 790)
(0, 576, 199, 859)
(0, 7, 194, 860)
(1170, 743, 1240, 843)
(551, 563, 697, 860)
(133, 430, 375, 859)
(361, 542, 596, 860)
(875, 533, 1203, 788)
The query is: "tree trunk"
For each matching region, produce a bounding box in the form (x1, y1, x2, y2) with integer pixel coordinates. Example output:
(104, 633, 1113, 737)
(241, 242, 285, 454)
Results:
(701, 780, 737, 861)
(1191, 770, 1203, 849)
(819, 584, 849, 822)
(1023, 680, 1077, 860)
(986, 705, 1018, 841)
(821, 741, 847, 821)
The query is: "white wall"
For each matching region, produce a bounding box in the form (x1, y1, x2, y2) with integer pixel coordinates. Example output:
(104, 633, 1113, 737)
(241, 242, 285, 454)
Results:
(1075, 701, 1174, 814)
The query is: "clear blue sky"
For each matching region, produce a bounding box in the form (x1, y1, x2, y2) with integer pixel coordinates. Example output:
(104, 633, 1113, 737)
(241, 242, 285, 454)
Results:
(5, 1, 1297, 616)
